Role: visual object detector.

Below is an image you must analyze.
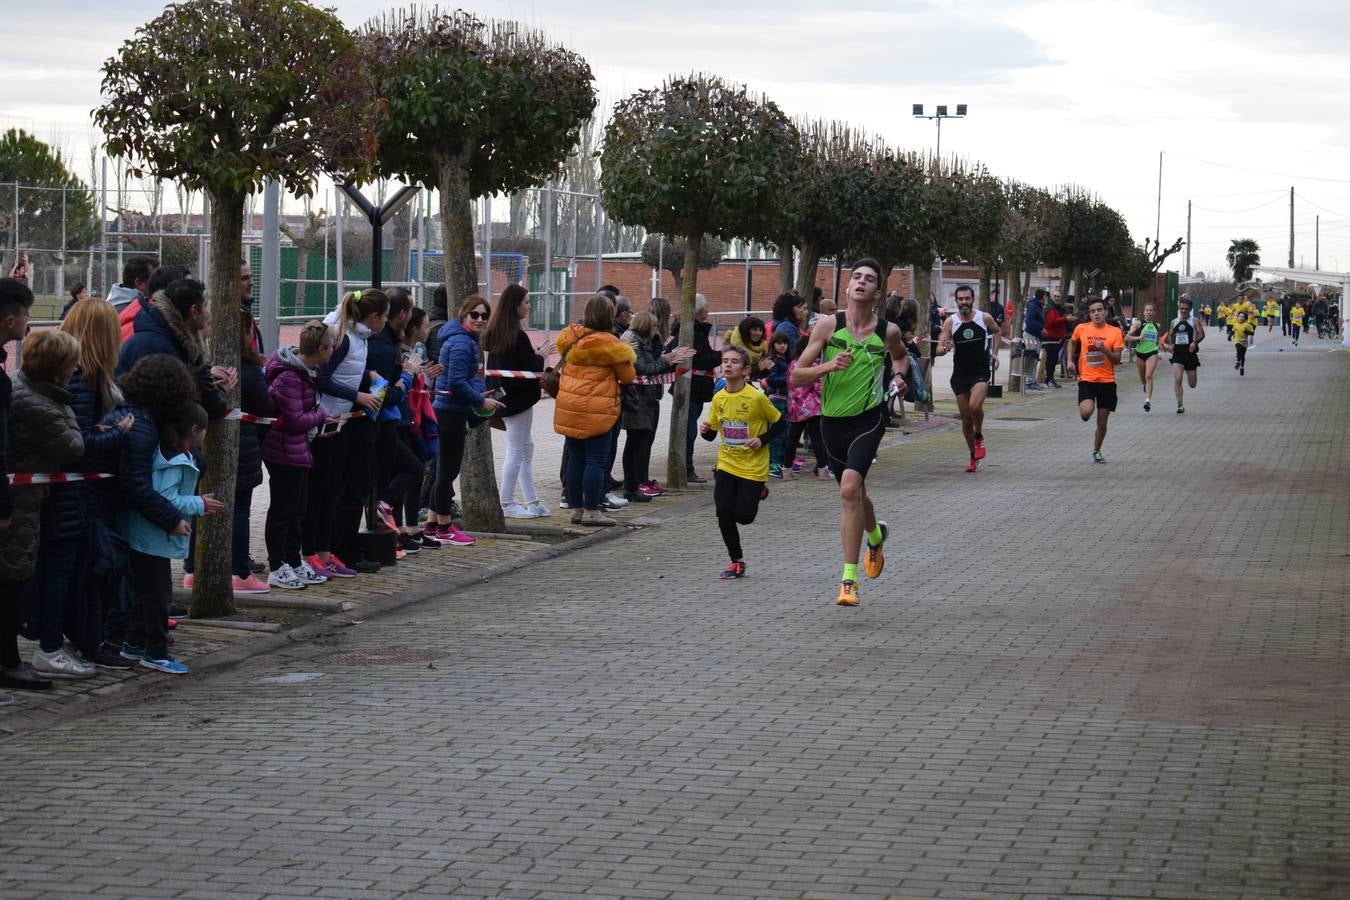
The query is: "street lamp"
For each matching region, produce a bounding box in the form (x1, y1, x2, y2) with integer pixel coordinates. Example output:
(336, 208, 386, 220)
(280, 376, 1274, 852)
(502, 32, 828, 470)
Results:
(912, 103, 967, 159)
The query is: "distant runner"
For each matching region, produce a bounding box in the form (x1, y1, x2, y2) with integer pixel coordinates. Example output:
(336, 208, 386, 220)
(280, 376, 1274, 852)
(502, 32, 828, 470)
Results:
(935, 284, 1002, 472)
(1162, 296, 1205, 414)
(1067, 298, 1124, 463)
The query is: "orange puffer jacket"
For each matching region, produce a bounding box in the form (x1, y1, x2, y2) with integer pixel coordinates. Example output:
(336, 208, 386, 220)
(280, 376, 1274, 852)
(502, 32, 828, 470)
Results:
(552, 324, 637, 439)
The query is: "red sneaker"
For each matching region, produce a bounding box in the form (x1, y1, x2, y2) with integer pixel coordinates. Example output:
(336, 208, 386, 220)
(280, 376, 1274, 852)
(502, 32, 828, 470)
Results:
(965, 456, 979, 473)
(973, 436, 986, 460)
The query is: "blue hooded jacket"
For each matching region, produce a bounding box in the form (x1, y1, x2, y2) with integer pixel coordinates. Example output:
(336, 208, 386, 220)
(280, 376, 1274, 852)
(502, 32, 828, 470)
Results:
(1024, 295, 1045, 339)
(432, 319, 486, 414)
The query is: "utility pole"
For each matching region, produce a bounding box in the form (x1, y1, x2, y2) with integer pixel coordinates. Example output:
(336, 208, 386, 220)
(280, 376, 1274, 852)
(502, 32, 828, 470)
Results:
(1315, 215, 1320, 270)
(1289, 187, 1295, 267)
(1155, 151, 1163, 250)
(1185, 200, 1192, 276)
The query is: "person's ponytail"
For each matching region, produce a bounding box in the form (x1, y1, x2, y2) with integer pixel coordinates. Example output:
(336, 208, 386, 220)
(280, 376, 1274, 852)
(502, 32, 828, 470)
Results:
(335, 290, 360, 340)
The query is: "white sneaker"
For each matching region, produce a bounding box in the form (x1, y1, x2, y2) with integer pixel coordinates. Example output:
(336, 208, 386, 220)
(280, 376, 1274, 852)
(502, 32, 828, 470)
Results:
(526, 500, 551, 517)
(604, 491, 629, 508)
(297, 560, 328, 585)
(32, 647, 96, 679)
(502, 503, 533, 519)
(267, 564, 308, 590)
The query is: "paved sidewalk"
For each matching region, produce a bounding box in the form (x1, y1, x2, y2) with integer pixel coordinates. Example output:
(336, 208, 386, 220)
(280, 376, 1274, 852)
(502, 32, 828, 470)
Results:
(0, 331, 1346, 898)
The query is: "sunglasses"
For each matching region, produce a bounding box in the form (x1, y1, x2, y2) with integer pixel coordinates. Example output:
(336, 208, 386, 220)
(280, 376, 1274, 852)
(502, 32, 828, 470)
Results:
(466, 310, 489, 321)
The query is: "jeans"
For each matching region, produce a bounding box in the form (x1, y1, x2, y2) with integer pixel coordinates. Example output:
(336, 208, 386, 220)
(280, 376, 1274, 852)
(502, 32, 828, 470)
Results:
(33, 535, 82, 653)
(622, 428, 656, 491)
(767, 398, 788, 468)
(604, 418, 623, 484)
(303, 428, 347, 556)
(565, 433, 611, 511)
(433, 409, 470, 515)
(127, 551, 171, 659)
(498, 407, 540, 506)
(264, 462, 308, 570)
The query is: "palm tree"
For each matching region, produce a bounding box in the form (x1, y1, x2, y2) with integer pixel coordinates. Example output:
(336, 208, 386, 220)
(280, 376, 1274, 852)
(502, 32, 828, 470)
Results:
(1227, 238, 1261, 283)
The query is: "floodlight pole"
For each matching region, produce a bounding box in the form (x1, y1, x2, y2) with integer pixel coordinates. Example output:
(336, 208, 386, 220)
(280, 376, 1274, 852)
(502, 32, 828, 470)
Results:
(912, 103, 968, 160)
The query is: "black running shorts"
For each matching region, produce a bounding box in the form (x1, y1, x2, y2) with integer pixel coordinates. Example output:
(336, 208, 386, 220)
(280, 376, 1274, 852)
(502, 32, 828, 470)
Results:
(820, 404, 886, 483)
(1170, 351, 1200, 371)
(1077, 380, 1118, 412)
(950, 374, 989, 396)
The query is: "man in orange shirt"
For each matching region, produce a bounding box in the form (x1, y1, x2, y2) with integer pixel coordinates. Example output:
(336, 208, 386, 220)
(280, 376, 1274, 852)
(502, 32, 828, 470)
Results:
(1067, 298, 1125, 464)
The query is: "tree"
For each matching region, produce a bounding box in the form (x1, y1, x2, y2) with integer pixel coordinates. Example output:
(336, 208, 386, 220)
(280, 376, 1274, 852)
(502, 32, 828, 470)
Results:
(845, 143, 925, 298)
(95, 0, 377, 617)
(364, 9, 596, 533)
(0, 129, 100, 271)
(640, 233, 723, 294)
(601, 74, 799, 489)
(277, 207, 329, 312)
(1227, 238, 1261, 283)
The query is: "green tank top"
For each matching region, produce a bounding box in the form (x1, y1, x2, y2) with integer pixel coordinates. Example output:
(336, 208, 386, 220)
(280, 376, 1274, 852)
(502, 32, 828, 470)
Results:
(1136, 320, 1160, 354)
(821, 313, 888, 418)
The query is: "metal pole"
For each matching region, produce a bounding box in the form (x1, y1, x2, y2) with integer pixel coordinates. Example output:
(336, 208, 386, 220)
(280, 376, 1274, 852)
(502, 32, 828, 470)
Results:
(335, 188, 345, 300)
(542, 182, 554, 335)
(59, 186, 67, 300)
(260, 179, 281, 353)
(1289, 187, 1294, 267)
(1155, 151, 1163, 251)
(652, 234, 662, 299)
(936, 117, 942, 161)
(115, 169, 124, 278)
(100, 158, 108, 294)
(1315, 215, 1319, 270)
(415, 191, 426, 305)
(595, 203, 605, 290)
(483, 194, 493, 297)
(1185, 200, 1191, 276)
(744, 245, 752, 312)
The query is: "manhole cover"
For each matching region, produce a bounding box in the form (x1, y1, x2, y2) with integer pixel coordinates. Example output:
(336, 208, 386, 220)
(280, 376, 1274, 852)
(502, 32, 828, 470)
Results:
(310, 647, 447, 667)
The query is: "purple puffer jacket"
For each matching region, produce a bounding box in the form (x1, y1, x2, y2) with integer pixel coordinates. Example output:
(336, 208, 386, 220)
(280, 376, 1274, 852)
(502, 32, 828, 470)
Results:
(261, 346, 328, 469)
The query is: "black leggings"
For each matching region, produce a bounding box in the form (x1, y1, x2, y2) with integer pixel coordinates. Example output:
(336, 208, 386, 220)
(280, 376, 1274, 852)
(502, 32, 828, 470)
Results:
(1042, 341, 1062, 381)
(376, 422, 423, 525)
(622, 428, 656, 492)
(265, 461, 308, 570)
(127, 551, 171, 659)
(433, 409, 469, 515)
(336, 415, 376, 562)
(1236, 343, 1247, 367)
(714, 469, 763, 562)
(0, 577, 25, 669)
(303, 428, 348, 555)
(785, 416, 826, 471)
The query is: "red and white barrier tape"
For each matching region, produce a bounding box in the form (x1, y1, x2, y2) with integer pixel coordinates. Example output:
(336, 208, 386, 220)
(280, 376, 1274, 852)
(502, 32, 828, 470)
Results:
(8, 472, 116, 485)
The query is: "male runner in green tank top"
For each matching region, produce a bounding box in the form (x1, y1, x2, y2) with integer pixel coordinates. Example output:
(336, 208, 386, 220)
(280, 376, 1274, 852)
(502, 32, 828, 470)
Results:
(792, 258, 909, 607)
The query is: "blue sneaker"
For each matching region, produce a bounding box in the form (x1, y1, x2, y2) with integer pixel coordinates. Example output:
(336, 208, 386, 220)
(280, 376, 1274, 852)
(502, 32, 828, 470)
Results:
(137, 655, 188, 675)
(119, 643, 146, 661)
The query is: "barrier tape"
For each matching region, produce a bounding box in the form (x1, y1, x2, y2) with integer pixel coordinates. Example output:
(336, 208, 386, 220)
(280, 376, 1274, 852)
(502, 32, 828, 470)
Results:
(8, 472, 116, 485)
(223, 408, 366, 425)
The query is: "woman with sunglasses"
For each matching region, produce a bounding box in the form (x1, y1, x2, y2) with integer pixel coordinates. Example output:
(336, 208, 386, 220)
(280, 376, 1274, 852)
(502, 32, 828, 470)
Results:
(428, 294, 504, 546)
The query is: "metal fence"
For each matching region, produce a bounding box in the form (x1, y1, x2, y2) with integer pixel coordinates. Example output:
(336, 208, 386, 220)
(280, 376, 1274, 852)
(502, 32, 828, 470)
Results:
(2, 167, 646, 332)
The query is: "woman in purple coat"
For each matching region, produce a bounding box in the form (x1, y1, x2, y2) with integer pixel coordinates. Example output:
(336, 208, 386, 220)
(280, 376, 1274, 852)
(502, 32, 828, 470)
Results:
(260, 322, 334, 590)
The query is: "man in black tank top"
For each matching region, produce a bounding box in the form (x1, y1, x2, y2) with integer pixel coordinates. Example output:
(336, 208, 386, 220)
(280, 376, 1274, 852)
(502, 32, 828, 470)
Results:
(935, 285, 1003, 472)
(1162, 297, 1205, 414)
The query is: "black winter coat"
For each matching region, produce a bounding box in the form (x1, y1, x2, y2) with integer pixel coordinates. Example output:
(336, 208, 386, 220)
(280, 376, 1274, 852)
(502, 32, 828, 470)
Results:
(621, 334, 670, 432)
(669, 318, 720, 404)
(236, 361, 274, 492)
(116, 296, 228, 420)
(43, 367, 125, 541)
(486, 329, 544, 418)
(105, 403, 182, 535)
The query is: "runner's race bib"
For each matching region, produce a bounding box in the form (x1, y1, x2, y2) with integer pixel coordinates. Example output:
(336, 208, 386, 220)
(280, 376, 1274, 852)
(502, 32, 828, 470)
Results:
(721, 420, 750, 446)
(1175, 331, 1191, 346)
(1087, 339, 1106, 366)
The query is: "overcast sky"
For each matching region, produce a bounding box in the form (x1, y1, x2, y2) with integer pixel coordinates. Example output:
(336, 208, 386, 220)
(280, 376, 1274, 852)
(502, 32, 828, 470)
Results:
(6, 0, 1350, 278)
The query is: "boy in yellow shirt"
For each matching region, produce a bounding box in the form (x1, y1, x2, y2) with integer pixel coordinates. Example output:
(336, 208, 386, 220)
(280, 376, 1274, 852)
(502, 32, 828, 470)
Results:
(700, 346, 785, 580)
(1289, 304, 1305, 346)
(1232, 311, 1254, 376)
(1262, 298, 1280, 332)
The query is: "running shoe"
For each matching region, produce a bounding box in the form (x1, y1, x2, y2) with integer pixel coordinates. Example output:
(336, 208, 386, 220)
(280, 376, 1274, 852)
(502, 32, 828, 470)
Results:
(1143, 399, 1151, 412)
(965, 456, 979, 473)
(973, 436, 986, 460)
(374, 501, 398, 532)
(759, 483, 769, 500)
(298, 559, 329, 584)
(231, 574, 270, 594)
(181, 574, 193, 590)
(836, 580, 859, 607)
(792, 458, 805, 473)
(415, 531, 442, 549)
(1176, 404, 1185, 414)
(719, 560, 747, 580)
(138, 655, 188, 675)
(526, 500, 552, 516)
(267, 564, 307, 590)
(604, 491, 629, 508)
(1240, 365, 1245, 376)
(320, 554, 357, 579)
(502, 503, 533, 519)
(637, 482, 664, 497)
(768, 464, 783, 479)
(1092, 450, 1106, 464)
(118, 644, 147, 662)
(397, 533, 421, 555)
(864, 521, 888, 580)
(440, 524, 476, 546)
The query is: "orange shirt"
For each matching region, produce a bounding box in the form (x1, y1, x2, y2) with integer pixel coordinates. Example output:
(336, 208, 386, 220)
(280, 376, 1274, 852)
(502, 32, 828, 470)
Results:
(1071, 322, 1124, 383)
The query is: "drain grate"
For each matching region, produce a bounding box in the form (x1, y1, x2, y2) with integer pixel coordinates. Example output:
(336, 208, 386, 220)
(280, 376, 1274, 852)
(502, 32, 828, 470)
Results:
(310, 647, 447, 667)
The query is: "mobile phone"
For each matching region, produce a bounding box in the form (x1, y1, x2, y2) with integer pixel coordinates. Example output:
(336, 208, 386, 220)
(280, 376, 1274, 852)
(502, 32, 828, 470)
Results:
(321, 420, 342, 435)
(489, 386, 506, 402)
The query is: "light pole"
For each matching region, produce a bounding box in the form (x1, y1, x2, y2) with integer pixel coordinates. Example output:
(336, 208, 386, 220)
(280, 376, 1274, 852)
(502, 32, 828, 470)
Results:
(912, 103, 967, 159)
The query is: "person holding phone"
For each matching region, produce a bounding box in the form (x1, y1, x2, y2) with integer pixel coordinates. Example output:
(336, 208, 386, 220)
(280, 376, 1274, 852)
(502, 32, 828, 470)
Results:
(482, 284, 553, 519)
(428, 294, 504, 545)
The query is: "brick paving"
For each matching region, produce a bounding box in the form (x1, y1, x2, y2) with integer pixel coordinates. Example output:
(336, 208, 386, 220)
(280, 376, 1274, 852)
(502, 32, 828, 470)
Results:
(0, 330, 1346, 898)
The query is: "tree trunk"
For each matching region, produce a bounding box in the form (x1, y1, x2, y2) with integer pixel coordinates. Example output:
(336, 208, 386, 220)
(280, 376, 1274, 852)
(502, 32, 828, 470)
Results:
(1007, 269, 1025, 391)
(778, 240, 794, 294)
(980, 265, 993, 315)
(437, 155, 505, 534)
(190, 191, 243, 619)
(793, 241, 820, 301)
(665, 234, 702, 490)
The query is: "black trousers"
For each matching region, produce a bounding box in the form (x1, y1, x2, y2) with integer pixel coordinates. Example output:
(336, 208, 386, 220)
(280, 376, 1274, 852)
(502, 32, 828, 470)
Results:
(264, 461, 308, 570)
(377, 422, 424, 526)
(433, 409, 469, 515)
(0, 577, 27, 669)
(786, 416, 826, 471)
(336, 415, 376, 562)
(303, 428, 348, 556)
(127, 551, 171, 659)
(714, 469, 763, 562)
(622, 428, 656, 492)
(1236, 343, 1247, 367)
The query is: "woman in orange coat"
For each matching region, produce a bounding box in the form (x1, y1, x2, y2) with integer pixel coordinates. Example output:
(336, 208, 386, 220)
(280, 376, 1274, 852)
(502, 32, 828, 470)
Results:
(554, 293, 636, 526)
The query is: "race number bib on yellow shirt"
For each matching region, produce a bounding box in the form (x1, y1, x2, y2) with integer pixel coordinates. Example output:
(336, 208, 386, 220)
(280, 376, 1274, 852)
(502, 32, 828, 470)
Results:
(721, 420, 750, 446)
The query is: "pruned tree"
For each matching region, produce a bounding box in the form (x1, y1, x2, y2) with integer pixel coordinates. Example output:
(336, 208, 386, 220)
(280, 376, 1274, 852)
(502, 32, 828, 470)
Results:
(364, 8, 596, 533)
(847, 143, 925, 302)
(95, 0, 377, 617)
(640, 233, 723, 294)
(601, 74, 799, 489)
(277, 206, 329, 312)
(0, 129, 100, 276)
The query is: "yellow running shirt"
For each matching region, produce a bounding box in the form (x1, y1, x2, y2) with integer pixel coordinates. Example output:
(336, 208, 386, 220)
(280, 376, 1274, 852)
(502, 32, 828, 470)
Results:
(707, 384, 782, 482)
